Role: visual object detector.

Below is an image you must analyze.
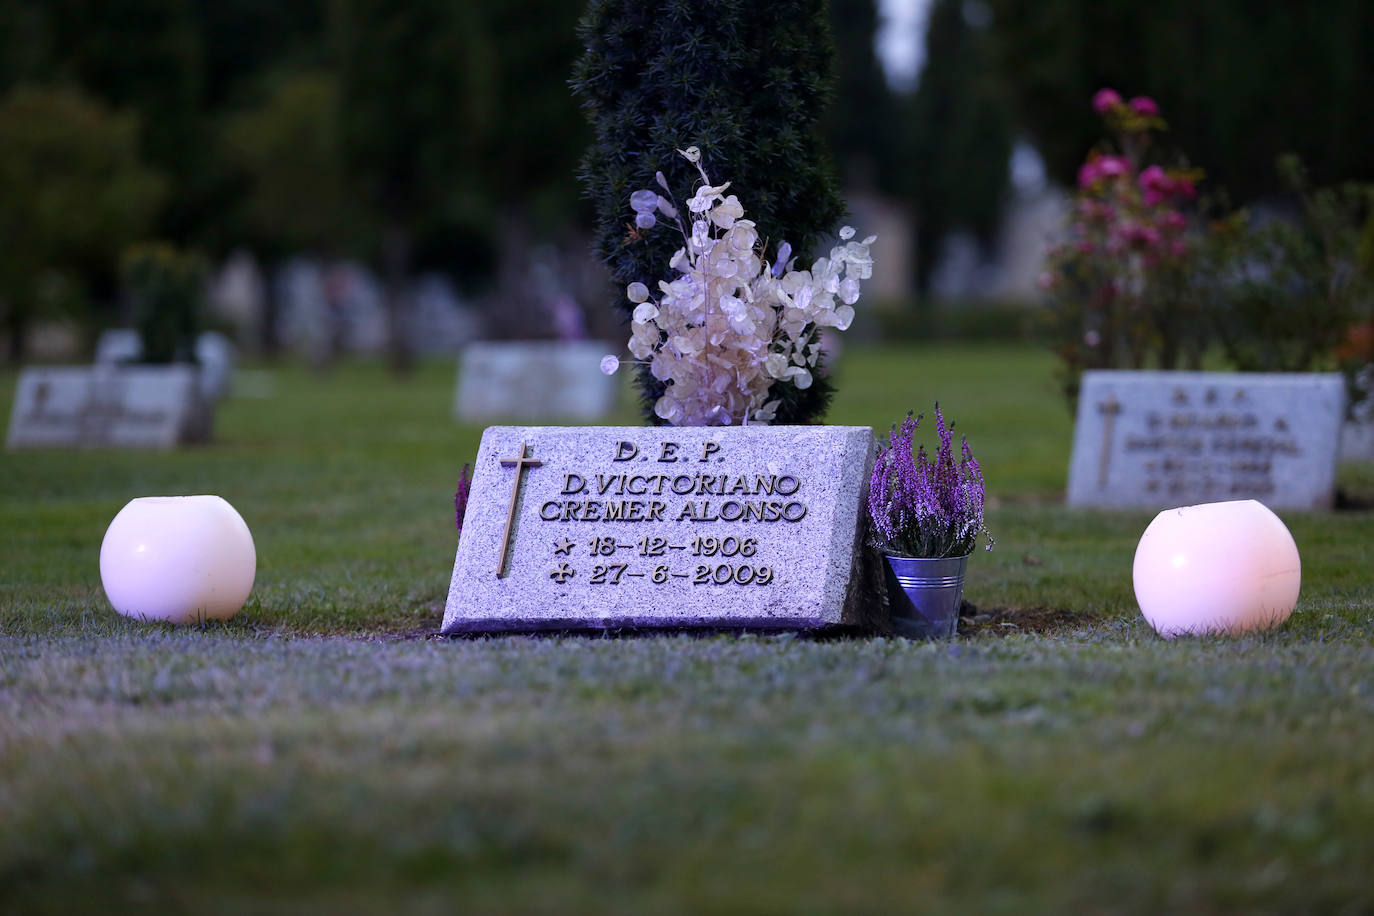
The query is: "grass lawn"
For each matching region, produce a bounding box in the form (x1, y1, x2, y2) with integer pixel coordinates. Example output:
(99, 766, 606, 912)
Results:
(2, 344, 1372, 913)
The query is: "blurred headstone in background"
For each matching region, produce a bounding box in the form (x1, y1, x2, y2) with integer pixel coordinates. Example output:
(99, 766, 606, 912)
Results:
(843, 189, 913, 339)
(411, 274, 484, 354)
(454, 341, 617, 422)
(94, 329, 141, 364)
(926, 181, 1068, 304)
(1341, 366, 1374, 462)
(95, 328, 236, 404)
(275, 259, 385, 361)
(273, 259, 482, 361)
(194, 332, 236, 402)
(1067, 371, 1347, 510)
(6, 365, 204, 449)
(210, 251, 268, 352)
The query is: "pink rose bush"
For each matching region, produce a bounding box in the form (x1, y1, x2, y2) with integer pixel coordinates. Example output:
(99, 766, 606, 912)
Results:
(604, 146, 875, 426)
(1042, 90, 1206, 405)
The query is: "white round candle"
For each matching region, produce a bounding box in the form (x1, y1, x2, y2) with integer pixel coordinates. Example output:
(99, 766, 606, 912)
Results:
(100, 495, 256, 624)
(1133, 499, 1300, 638)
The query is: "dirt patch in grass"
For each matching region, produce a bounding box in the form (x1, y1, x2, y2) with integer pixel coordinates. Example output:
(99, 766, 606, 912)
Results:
(959, 602, 1100, 636)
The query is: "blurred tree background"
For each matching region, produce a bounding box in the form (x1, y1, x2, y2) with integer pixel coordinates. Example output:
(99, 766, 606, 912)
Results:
(984, 0, 1374, 199)
(0, 0, 1370, 362)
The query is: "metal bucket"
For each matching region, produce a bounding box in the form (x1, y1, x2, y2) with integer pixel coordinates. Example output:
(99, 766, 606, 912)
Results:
(883, 553, 969, 639)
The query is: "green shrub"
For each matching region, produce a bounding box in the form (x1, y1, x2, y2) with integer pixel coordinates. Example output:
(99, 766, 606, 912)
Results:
(1042, 90, 1374, 414)
(121, 243, 208, 364)
(572, 0, 846, 425)
(1201, 157, 1374, 404)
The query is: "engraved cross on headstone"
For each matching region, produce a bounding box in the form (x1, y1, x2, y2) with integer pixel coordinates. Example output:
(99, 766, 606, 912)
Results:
(495, 442, 543, 578)
(1097, 395, 1122, 488)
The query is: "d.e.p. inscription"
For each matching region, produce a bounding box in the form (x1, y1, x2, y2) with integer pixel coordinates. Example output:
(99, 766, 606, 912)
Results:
(441, 426, 877, 632)
(1067, 371, 1346, 510)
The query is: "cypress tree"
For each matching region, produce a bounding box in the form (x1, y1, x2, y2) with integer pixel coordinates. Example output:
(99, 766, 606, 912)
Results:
(572, 0, 846, 425)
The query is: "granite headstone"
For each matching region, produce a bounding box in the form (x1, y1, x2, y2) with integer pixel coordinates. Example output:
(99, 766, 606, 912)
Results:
(1339, 365, 1374, 462)
(1067, 371, 1346, 510)
(94, 329, 142, 364)
(454, 342, 617, 422)
(94, 328, 236, 403)
(6, 365, 202, 449)
(442, 425, 880, 633)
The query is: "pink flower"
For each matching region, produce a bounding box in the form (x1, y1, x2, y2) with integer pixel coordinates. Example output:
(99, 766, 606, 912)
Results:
(1077, 161, 1099, 189)
(1130, 96, 1160, 117)
(1078, 155, 1130, 189)
(1078, 199, 1114, 223)
(1115, 221, 1161, 250)
(1093, 88, 1122, 114)
(1160, 210, 1187, 233)
(1139, 165, 1169, 192)
(1139, 165, 1171, 206)
(1096, 156, 1129, 179)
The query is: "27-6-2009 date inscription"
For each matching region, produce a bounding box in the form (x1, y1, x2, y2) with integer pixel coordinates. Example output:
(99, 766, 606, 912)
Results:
(588, 563, 774, 586)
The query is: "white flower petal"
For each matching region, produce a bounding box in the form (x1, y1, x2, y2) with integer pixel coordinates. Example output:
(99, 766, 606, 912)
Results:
(600, 355, 620, 375)
(626, 282, 649, 303)
(839, 277, 861, 305)
(630, 189, 659, 212)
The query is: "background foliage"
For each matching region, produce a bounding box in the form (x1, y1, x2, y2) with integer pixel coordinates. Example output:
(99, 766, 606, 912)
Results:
(0, 0, 1373, 368)
(0, 85, 165, 359)
(984, 0, 1374, 199)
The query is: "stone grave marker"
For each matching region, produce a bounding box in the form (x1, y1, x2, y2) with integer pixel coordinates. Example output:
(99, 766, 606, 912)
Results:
(194, 331, 236, 402)
(1339, 366, 1374, 462)
(454, 341, 617, 422)
(95, 328, 236, 402)
(6, 365, 202, 449)
(94, 328, 142, 363)
(442, 425, 880, 633)
(1067, 371, 1346, 510)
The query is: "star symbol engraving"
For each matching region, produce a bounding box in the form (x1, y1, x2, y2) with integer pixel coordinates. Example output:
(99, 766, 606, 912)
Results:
(553, 537, 575, 556)
(550, 563, 575, 584)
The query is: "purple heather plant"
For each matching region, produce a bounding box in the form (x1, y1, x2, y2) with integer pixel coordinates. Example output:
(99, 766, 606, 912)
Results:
(868, 406, 992, 558)
(454, 464, 472, 536)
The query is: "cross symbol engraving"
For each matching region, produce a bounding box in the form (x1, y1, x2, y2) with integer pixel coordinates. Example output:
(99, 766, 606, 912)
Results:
(1097, 395, 1122, 488)
(495, 442, 543, 578)
(550, 563, 575, 584)
(27, 380, 52, 420)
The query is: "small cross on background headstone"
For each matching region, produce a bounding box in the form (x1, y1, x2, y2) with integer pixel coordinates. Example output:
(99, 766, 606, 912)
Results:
(1097, 394, 1122, 488)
